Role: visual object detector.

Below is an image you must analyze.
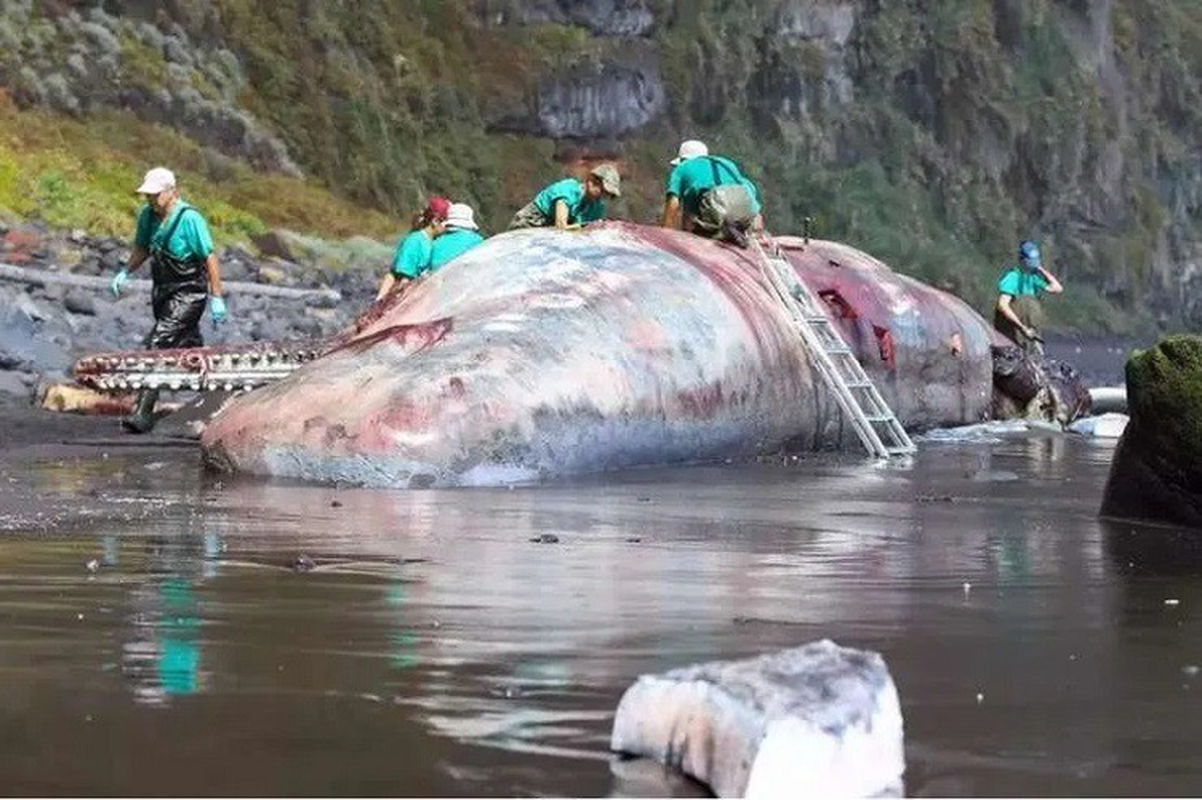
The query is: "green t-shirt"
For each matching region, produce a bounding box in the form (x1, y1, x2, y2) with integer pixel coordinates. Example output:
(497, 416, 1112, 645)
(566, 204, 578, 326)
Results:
(391, 229, 434, 279)
(430, 228, 484, 270)
(134, 201, 214, 261)
(997, 267, 1049, 297)
(666, 156, 762, 217)
(533, 178, 606, 225)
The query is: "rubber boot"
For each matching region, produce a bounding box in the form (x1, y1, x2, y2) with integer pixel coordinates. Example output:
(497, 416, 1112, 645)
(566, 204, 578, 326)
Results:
(121, 389, 159, 434)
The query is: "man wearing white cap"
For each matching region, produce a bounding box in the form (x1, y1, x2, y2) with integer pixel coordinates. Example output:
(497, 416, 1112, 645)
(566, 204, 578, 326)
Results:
(661, 140, 762, 247)
(430, 202, 485, 271)
(110, 167, 227, 433)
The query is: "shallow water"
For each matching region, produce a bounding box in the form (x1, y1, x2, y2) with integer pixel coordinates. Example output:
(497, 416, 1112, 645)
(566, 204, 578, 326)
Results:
(0, 429, 1199, 796)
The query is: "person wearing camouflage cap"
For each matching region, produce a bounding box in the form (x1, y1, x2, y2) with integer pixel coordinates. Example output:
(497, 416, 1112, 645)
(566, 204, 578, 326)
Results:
(509, 164, 621, 230)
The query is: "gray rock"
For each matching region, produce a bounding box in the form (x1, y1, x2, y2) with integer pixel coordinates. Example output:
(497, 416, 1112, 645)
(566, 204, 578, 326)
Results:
(534, 52, 665, 139)
(0, 370, 34, 399)
(63, 290, 97, 316)
(611, 640, 904, 798)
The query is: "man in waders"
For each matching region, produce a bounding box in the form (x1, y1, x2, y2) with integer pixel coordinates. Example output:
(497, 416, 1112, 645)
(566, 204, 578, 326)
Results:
(110, 167, 227, 433)
(660, 140, 762, 247)
(509, 164, 621, 230)
(994, 240, 1063, 355)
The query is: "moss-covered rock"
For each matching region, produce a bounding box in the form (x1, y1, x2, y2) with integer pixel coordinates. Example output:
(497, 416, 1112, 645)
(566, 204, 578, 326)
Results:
(1101, 335, 1202, 527)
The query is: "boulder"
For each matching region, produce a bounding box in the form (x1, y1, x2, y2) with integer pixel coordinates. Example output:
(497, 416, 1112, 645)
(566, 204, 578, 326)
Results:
(63, 289, 97, 316)
(1101, 335, 1202, 527)
(252, 230, 299, 262)
(610, 640, 904, 798)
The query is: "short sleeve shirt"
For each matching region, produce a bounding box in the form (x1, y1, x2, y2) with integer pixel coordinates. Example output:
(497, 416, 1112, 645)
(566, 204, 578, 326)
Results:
(666, 156, 762, 217)
(391, 229, 434, 279)
(430, 228, 485, 270)
(997, 267, 1049, 298)
(533, 178, 606, 225)
(134, 201, 214, 261)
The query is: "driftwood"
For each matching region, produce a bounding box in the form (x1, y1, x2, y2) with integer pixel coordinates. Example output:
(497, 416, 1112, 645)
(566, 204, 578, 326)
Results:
(0, 261, 341, 303)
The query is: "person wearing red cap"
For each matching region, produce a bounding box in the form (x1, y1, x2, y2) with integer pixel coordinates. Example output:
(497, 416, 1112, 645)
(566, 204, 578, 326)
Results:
(376, 197, 449, 301)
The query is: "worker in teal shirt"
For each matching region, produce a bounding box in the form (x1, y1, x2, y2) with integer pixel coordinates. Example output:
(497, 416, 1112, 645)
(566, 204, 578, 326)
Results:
(661, 139, 762, 247)
(994, 240, 1064, 354)
(376, 197, 449, 301)
(509, 164, 621, 230)
(430, 203, 485, 270)
(109, 167, 227, 433)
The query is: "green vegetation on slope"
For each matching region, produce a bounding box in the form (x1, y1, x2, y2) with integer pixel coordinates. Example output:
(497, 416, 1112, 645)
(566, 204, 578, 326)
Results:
(0, 93, 397, 243)
(1, 0, 1198, 334)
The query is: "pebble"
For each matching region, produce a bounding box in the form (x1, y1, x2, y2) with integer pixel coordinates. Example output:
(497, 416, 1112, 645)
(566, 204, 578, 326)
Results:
(292, 554, 317, 572)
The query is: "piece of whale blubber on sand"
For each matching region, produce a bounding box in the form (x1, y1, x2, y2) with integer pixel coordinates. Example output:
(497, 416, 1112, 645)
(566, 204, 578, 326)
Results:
(610, 640, 904, 798)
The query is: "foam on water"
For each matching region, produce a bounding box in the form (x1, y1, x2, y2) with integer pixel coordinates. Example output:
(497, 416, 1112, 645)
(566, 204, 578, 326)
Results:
(915, 420, 1039, 444)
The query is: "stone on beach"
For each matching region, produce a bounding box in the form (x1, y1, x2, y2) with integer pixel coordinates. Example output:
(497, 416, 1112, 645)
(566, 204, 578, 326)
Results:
(610, 640, 904, 798)
(1102, 335, 1202, 527)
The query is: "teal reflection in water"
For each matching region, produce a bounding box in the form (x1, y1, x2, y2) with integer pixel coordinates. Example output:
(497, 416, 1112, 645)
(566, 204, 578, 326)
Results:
(387, 581, 419, 670)
(158, 578, 202, 696)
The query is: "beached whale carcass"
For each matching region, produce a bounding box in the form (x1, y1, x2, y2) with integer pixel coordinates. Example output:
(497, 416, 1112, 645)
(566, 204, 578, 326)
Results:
(200, 222, 997, 487)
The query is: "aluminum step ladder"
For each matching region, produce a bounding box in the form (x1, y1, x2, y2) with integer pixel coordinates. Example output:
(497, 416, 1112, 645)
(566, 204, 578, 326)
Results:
(750, 237, 916, 458)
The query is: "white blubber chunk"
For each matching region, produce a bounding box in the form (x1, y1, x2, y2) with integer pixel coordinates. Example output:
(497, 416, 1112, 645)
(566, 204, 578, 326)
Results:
(611, 640, 905, 798)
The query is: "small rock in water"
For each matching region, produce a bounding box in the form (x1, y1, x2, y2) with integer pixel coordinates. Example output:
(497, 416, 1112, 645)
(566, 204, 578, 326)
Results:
(292, 554, 317, 572)
(530, 533, 560, 544)
(85, 559, 100, 573)
(330, 499, 343, 508)
(626, 537, 642, 544)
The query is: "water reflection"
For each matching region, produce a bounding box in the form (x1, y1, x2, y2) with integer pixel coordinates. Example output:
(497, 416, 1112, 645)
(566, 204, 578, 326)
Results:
(0, 431, 1199, 795)
(120, 522, 222, 706)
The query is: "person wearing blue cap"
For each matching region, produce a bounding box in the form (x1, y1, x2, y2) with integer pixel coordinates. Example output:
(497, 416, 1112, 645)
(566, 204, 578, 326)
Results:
(994, 240, 1063, 354)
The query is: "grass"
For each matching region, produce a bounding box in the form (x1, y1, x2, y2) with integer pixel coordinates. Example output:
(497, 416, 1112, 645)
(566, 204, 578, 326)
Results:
(0, 92, 399, 244)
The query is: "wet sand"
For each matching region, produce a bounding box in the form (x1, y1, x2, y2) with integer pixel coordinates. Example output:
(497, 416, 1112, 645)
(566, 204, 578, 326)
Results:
(1, 400, 1200, 796)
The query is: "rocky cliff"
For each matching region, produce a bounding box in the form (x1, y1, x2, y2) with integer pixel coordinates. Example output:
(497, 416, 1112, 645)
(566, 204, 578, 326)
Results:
(0, 0, 1198, 332)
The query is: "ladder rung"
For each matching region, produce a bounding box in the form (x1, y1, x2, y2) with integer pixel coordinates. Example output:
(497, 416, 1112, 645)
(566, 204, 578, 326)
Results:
(754, 237, 913, 459)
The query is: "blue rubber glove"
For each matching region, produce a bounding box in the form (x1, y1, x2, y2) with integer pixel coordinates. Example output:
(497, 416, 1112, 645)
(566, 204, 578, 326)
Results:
(110, 269, 129, 298)
(209, 295, 228, 325)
